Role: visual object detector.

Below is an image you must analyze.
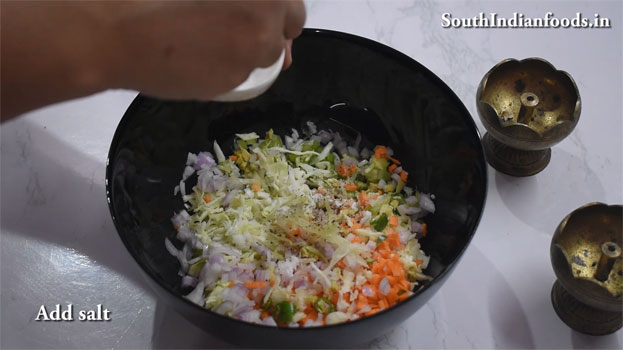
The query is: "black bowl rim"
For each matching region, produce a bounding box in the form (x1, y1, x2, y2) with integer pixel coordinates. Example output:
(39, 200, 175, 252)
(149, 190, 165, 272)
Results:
(105, 27, 488, 332)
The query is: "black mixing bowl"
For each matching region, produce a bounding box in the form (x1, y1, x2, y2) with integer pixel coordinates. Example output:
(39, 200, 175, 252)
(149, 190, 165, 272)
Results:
(106, 28, 488, 348)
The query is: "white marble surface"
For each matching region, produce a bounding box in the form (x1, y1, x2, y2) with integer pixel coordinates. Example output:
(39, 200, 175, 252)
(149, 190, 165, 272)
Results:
(1, 0, 622, 348)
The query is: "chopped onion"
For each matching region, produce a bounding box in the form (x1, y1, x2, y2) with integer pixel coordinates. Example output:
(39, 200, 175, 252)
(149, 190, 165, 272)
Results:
(362, 285, 375, 297)
(411, 220, 423, 233)
(403, 186, 413, 195)
(326, 312, 348, 325)
(360, 148, 371, 159)
(353, 133, 362, 149)
(186, 152, 198, 166)
(181, 275, 198, 288)
(235, 132, 259, 141)
(379, 277, 390, 296)
(419, 194, 436, 213)
(213, 141, 225, 163)
(316, 142, 333, 162)
(194, 152, 215, 170)
(184, 281, 205, 306)
(398, 204, 422, 216)
(221, 189, 239, 208)
(317, 130, 332, 144)
(347, 146, 359, 158)
(358, 305, 371, 314)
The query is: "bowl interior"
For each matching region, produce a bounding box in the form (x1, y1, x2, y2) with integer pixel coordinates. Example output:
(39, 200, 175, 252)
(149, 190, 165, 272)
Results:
(106, 28, 487, 344)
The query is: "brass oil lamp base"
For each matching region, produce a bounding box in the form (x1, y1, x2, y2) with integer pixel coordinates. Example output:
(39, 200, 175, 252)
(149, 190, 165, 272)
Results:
(477, 58, 581, 177)
(550, 203, 622, 335)
(482, 133, 551, 176)
(552, 280, 622, 335)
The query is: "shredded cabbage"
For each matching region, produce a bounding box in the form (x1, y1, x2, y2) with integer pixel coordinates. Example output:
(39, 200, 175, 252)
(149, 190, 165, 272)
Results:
(170, 126, 434, 327)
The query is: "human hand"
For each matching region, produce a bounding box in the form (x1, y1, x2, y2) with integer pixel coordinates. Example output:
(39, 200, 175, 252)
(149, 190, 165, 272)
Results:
(1, 1, 306, 119)
(105, 1, 306, 100)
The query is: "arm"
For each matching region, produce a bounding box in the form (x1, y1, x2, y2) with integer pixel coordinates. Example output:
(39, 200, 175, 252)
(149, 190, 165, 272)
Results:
(1, 1, 305, 120)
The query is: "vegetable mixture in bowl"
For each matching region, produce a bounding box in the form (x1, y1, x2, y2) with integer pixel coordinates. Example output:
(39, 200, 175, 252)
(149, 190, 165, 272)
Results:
(167, 122, 435, 327)
(106, 29, 488, 347)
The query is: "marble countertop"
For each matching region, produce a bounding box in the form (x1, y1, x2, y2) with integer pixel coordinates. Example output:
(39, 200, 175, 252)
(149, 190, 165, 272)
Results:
(1, 1, 621, 348)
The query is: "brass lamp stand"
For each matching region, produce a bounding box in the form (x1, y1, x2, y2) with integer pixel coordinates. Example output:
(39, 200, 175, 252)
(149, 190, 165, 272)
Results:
(550, 203, 622, 335)
(476, 58, 581, 177)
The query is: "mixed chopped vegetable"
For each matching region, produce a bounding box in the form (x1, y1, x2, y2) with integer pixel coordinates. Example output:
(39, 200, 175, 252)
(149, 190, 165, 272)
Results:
(168, 122, 435, 327)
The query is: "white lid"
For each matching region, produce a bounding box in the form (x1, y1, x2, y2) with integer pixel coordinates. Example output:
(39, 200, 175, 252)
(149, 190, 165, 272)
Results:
(212, 49, 286, 102)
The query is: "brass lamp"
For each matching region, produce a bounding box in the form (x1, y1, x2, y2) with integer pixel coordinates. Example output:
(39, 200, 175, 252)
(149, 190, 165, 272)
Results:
(550, 203, 622, 335)
(476, 58, 581, 176)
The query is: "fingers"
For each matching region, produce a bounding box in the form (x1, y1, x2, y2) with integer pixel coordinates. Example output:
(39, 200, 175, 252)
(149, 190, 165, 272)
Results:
(251, 1, 304, 69)
(283, 0, 306, 39)
(282, 39, 293, 70)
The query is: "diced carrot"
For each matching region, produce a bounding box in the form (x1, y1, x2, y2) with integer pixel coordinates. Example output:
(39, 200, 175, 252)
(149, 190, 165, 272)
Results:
(337, 164, 346, 177)
(364, 308, 381, 317)
(349, 223, 362, 232)
(228, 281, 234, 287)
(369, 275, 383, 286)
(330, 292, 339, 306)
(260, 311, 269, 320)
(371, 194, 379, 200)
(358, 191, 368, 207)
(388, 164, 398, 173)
(371, 261, 382, 274)
(351, 236, 362, 243)
(376, 241, 389, 252)
(388, 260, 403, 277)
(269, 280, 275, 287)
(421, 223, 427, 237)
(337, 259, 346, 269)
(290, 227, 302, 237)
(387, 288, 399, 305)
(386, 230, 401, 249)
(316, 188, 326, 194)
(398, 279, 411, 290)
(245, 280, 268, 289)
(389, 215, 398, 227)
(399, 170, 408, 182)
(337, 163, 355, 177)
(388, 156, 401, 165)
(300, 308, 318, 325)
(345, 183, 358, 191)
(308, 309, 318, 321)
(414, 259, 424, 266)
(374, 146, 388, 159)
(356, 294, 368, 311)
(203, 194, 212, 203)
(251, 183, 261, 192)
(343, 292, 351, 303)
(378, 299, 388, 310)
(349, 164, 358, 175)
(397, 292, 409, 302)
(385, 275, 397, 285)
(229, 155, 238, 161)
